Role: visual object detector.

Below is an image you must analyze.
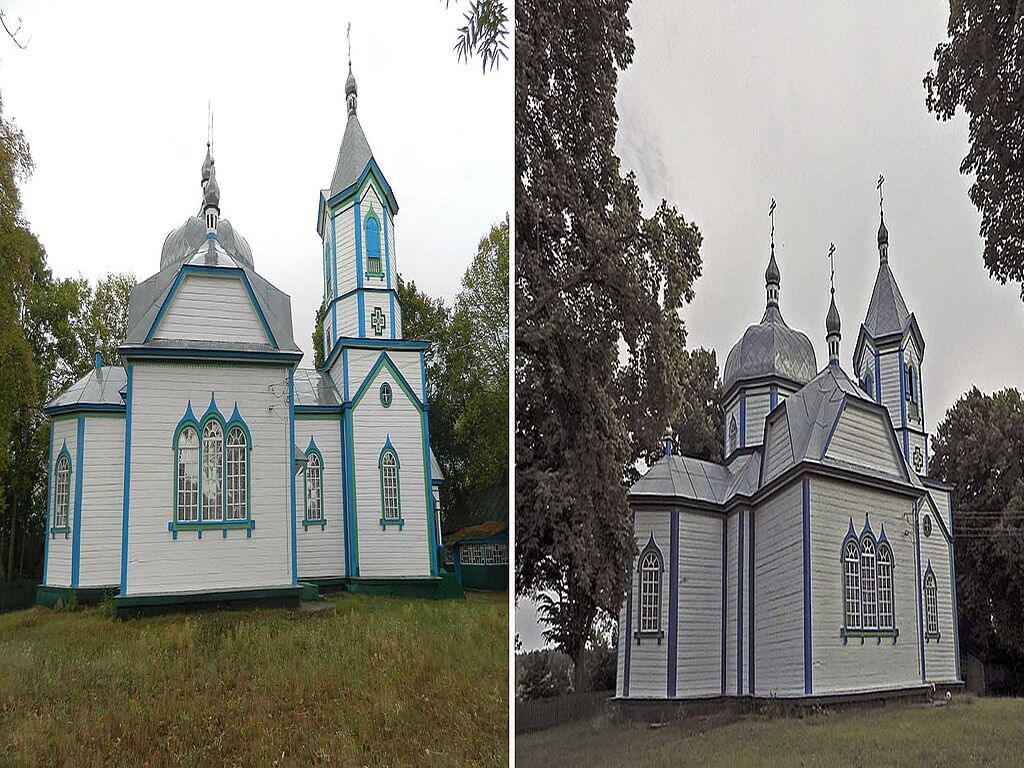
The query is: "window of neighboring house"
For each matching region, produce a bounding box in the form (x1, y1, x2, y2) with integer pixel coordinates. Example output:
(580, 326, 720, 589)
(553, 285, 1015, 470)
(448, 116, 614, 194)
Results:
(365, 215, 383, 276)
(305, 451, 322, 522)
(860, 537, 878, 629)
(877, 544, 895, 630)
(380, 448, 400, 521)
(53, 455, 71, 529)
(843, 539, 861, 629)
(639, 550, 662, 635)
(225, 426, 248, 521)
(924, 571, 939, 638)
(201, 420, 223, 521)
(176, 426, 200, 522)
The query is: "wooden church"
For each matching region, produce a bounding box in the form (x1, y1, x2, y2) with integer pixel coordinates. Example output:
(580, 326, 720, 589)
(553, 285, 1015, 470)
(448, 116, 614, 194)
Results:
(616, 206, 961, 701)
(38, 61, 450, 613)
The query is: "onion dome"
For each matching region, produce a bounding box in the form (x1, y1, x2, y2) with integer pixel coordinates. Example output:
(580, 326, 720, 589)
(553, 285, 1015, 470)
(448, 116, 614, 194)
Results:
(826, 294, 841, 336)
(723, 249, 817, 395)
(877, 213, 888, 247)
(203, 164, 220, 209)
(345, 66, 358, 116)
(201, 142, 214, 185)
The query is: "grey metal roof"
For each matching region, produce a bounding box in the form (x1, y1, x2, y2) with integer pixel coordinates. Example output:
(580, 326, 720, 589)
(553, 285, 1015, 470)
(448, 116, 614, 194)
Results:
(430, 449, 444, 482)
(631, 454, 738, 505)
(160, 215, 253, 271)
(723, 304, 817, 394)
(45, 365, 127, 411)
(328, 113, 373, 199)
(862, 262, 911, 340)
(293, 368, 341, 407)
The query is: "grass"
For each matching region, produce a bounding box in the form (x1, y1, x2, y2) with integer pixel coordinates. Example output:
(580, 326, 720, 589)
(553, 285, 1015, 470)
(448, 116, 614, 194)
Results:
(517, 696, 1024, 767)
(0, 591, 508, 767)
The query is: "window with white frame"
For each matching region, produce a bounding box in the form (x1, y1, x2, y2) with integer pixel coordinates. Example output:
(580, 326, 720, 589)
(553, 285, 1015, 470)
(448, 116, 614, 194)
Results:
(54, 455, 71, 529)
(225, 427, 247, 521)
(176, 427, 200, 522)
(924, 571, 939, 637)
(380, 449, 400, 521)
(201, 420, 223, 521)
(860, 537, 878, 629)
(877, 544, 894, 630)
(843, 539, 861, 629)
(639, 551, 662, 635)
(305, 452, 322, 522)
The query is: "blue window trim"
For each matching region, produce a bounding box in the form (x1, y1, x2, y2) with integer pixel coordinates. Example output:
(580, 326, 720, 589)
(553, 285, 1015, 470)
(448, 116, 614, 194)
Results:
(634, 533, 665, 644)
(364, 206, 384, 278)
(378, 436, 404, 530)
(840, 516, 899, 644)
(302, 437, 327, 531)
(923, 561, 941, 642)
(380, 381, 393, 408)
(50, 441, 73, 538)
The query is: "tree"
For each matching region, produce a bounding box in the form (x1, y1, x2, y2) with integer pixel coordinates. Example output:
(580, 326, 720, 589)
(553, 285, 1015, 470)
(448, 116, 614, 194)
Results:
(931, 386, 1024, 680)
(445, 0, 509, 72)
(925, 2, 1024, 299)
(311, 301, 326, 369)
(516, 0, 704, 692)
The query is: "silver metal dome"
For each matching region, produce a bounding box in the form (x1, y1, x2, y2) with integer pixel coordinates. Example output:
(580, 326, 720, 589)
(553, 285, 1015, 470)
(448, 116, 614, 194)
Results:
(160, 215, 253, 271)
(203, 164, 220, 208)
(345, 67, 357, 98)
(723, 305, 817, 394)
(826, 294, 842, 336)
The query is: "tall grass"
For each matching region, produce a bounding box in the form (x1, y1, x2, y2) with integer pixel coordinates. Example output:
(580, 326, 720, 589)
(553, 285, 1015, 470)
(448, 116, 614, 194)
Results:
(0, 593, 508, 767)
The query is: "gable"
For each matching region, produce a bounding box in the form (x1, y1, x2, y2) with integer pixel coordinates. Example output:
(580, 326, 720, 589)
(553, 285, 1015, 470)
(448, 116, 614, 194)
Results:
(824, 403, 905, 478)
(151, 273, 271, 346)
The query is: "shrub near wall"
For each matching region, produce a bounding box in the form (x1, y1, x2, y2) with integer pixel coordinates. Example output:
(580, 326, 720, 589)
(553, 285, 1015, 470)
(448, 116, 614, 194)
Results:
(0, 581, 37, 612)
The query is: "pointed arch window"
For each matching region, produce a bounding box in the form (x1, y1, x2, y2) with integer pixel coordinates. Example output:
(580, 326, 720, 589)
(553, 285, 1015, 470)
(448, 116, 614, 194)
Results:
(634, 535, 665, 644)
(840, 519, 899, 642)
(860, 537, 878, 629)
(201, 420, 223, 522)
(176, 426, 200, 523)
(843, 539, 861, 629)
(379, 441, 403, 529)
(303, 441, 327, 531)
(53, 452, 72, 532)
(924, 568, 940, 640)
(225, 426, 248, 521)
(365, 212, 383, 277)
(877, 543, 894, 630)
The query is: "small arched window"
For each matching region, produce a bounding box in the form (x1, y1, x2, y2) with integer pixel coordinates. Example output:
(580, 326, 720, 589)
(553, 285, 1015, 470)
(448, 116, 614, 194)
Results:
(54, 454, 71, 529)
(877, 543, 894, 630)
(225, 426, 247, 521)
(860, 537, 878, 629)
(924, 570, 939, 638)
(843, 539, 861, 629)
(201, 420, 223, 521)
(305, 452, 322, 522)
(906, 363, 916, 403)
(864, 369, 875, 399)
(365, 215, 382, 275)
(380, 449, 400, 521)
(639, 551, 662, 635)
(728, 415, 738, 453)
(176, 426, 200, 523)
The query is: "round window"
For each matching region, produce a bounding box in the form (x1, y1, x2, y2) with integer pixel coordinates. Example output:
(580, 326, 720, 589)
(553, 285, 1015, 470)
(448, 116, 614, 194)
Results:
(380, 382, 393, 408)
(923, 514, 932, 538)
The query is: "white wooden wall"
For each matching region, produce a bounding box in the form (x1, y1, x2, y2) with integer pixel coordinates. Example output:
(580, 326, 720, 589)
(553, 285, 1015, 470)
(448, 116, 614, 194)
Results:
(825, 404, 904, 476)
(919, 499, 958, 683)
(124, 362, 292, 595)
(336, 349, 424, 405)
(763, 417, 794, 484)
(623, 509, 670, 697)
(44, 418, 79, 588)
(350, 363, 431, 578)
(744, 388, 770, 446)
(332, 202, 357, 298)
(725, 397, 741, 455)
(675, 509, 726, 696)
(152, 274, 269, 345)
(752, 481, 805, 696)
(808, 477, 922, 695)
(77, 416, 125, 588)
(878, 349, 902, 429)
(294, 417, 346, 580)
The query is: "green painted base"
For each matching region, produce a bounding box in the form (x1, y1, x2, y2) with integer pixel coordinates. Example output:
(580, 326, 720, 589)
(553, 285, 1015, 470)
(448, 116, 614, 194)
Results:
(114, 585, 303, 618)
(298, 582, 320, 601)
(459, 564, 509, 591)
(345, 572, 464, 600)
(300, 576, 348, 595)
(36, 584, 117, 608)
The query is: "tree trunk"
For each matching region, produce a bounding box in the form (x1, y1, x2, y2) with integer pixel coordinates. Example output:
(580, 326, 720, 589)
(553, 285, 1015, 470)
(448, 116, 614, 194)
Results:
(6, 501, 16, 582)
(571, 641, 588, 694)
(18, 517, 26, 580)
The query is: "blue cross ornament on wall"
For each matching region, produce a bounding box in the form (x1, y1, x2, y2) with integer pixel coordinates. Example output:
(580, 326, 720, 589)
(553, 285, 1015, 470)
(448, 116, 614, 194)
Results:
(371, 306, 386, 336)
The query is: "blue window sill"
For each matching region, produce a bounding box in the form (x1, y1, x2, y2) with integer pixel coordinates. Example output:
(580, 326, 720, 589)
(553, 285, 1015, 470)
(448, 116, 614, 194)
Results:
(379, 516, 405, 531)
(49, 526, 70, 539)
(840, 626, 899, 645)
(168, 519, 256, 540)
(925, 631, 941, 642)
(633, 630, 665, 646)
(302, 518, 328, 531)
(365, 271, 385, 280)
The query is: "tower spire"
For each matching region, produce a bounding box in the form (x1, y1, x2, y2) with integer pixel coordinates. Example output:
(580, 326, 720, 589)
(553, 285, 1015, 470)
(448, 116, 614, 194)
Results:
(877, 173, 888, 264)
(764, 197, 781, 311)
(825, 242, 841, 365)
(345, 23, 358, 117)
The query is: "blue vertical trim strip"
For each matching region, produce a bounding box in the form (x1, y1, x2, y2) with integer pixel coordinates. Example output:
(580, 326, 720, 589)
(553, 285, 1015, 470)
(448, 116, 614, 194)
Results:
(389, 292, 396, 341)
(749, 510, 755, 695)
(288, 369, 298, 585)
(949, 494, 961, 681)
(721, 516, 728, 695)
(924, 434, 929, 475)
(919, 363, 925, 427)
(119, 366, 133, 594)
(340, 413, 350, 575)
(874, 352, 881, 403)
(420, 351, 427, 402)
(769, 385, 778, 411)
(331, 210, 338, 345)
(342, 348, 350, 401)
(70, 417, 85, 587)
(667, 510, 679, 698)
(355, 199, 365, 337)
(802, 478, 812, 695)
(42, 424, 55, 584)
(623, 576, 632, 697)
(739, 395, 746, 448)
(383, 206, 391, 290)
(899, 348, 909, 460)
(346, 407, 358, 577)
(914, 500, 926, 682)
(736, 509, 744, 695)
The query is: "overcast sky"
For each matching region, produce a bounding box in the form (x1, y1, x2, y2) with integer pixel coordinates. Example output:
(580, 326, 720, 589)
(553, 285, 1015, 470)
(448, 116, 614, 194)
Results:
(0, 0, 512, 361)
(517, 1, 1024, 652)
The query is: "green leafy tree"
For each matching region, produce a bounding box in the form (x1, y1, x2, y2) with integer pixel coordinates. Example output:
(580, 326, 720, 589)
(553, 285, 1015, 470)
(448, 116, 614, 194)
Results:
(516, 0, 704, 691)
(925, 2, 1024, 299)
(445, 0, 509, 72)
(931, 387, 1024, 680)
(312, 301, 326, 369)
(86, 273, 133, 367)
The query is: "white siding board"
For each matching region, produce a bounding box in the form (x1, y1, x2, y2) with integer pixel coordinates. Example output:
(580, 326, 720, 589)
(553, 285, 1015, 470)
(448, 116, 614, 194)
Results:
(675, 509, 725, 697)
(920, 506, 957, 682)
(78, 416, 125, 588)
(45, 419, 79, 588)
(744, 389, 770, 447)
(825, 404, 904, 476)
(878, 351, 902, 428)
(763, 418, 794, 484)
(152, 274, 269, 345)
(294, 418, 346, 579)
(627, 509, 671, 697)
(333, 203, 357, 298)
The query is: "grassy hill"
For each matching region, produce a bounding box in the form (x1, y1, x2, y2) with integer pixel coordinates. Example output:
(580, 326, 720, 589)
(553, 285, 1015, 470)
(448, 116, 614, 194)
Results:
(517, 695, 1024, 768)
(0, 591, 507, 767)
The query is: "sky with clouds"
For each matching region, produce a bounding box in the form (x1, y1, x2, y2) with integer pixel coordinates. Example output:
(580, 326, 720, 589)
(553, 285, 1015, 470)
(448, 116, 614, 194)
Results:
(517, 0, 1024, 652)
(0, 0, 512, 361)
